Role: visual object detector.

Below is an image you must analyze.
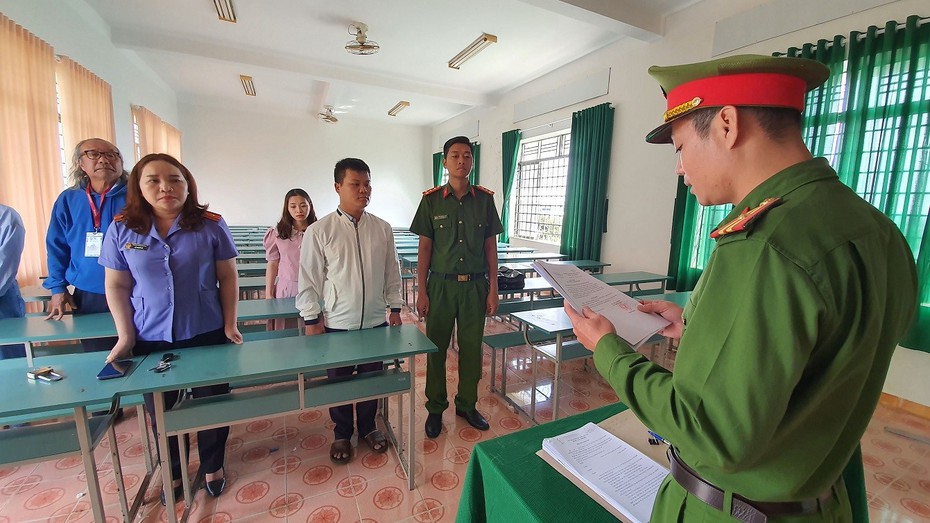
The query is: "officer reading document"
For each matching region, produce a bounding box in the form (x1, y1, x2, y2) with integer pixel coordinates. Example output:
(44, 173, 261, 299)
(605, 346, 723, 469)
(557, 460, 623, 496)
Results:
(565, 55, 917, 522)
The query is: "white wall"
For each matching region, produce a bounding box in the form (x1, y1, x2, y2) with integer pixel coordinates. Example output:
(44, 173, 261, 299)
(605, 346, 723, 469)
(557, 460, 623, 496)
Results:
(0, 0, 178, 156)
(179, 102, 431, 227)
(434, 0, 929, 276)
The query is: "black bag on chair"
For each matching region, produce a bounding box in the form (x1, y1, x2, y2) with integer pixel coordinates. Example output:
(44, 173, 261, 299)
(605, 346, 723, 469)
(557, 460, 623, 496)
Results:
(497, 266, 525, 291)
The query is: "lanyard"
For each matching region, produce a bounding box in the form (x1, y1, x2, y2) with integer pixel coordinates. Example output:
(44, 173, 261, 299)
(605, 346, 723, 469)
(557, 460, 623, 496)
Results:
(85, 183, 110, 231)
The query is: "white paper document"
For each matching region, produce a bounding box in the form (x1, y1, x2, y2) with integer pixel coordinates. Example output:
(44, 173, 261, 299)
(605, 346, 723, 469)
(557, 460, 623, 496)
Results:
(542, 422, 667, 523)
(532, 261, 670, 347)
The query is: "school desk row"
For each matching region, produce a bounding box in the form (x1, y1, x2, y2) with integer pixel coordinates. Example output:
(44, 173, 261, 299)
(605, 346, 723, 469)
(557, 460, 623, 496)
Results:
(0, 325, 437, 523)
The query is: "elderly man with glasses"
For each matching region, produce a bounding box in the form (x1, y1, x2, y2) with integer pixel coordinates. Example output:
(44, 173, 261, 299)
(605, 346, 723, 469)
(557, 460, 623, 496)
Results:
(43, 138, 128, 355)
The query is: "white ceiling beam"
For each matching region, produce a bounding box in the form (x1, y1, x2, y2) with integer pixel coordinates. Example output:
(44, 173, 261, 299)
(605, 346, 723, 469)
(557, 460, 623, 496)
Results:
(516, 0, 664, 41)
(109, 26, 489, 107)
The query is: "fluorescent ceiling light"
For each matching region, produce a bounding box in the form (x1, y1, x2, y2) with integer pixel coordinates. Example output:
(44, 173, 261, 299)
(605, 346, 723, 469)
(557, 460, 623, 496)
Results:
(240, 75, 256, 96)
(448, 33, 497, 70)
(388, 101, 410, 117)
(213, 0, 237, 23)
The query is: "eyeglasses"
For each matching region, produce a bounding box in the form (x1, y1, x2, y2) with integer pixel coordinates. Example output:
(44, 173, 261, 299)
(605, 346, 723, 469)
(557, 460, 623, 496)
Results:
(82, 150, 121, 161)
(149, 352, 178, 373)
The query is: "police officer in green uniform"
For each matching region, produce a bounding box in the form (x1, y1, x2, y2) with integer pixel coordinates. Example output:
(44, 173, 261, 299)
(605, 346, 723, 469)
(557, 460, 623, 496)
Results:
(410, 136, 503, 439)
(566, 55, 917, 522)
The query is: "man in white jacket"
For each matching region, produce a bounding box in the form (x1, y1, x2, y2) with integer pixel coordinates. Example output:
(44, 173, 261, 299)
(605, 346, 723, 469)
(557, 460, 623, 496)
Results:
(296, 157, 404, 464)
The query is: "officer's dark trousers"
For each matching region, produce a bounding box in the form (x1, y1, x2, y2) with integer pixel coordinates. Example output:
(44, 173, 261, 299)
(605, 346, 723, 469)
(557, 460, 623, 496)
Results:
(73, 289, 118, 352)
(424, 276, 488, 413)
(325, 323, 386, 441)
(134, 328, 230, 480)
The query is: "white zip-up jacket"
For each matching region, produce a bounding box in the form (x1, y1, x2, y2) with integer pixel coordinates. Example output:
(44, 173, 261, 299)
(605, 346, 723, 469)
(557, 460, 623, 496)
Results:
(296, 208, 403, 330)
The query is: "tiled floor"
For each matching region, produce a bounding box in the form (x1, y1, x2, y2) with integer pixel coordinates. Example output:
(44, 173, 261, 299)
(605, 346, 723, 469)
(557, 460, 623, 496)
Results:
(1, 309, 929, 522)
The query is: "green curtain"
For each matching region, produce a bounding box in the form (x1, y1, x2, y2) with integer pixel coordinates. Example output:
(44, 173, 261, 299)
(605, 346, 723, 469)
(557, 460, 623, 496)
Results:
(432, 152, 443, 187)
(560, 103, 614, 260)
(500, 130, 522, 243)
(471, 142, 481, 185)
(787, 16, 930, 352)
(666, 178, 702, 290)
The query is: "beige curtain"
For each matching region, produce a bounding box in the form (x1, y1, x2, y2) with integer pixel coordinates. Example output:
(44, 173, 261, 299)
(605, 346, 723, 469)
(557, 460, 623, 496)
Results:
(0, 13, 60, 290)
(132, 105, 181, 161)
(56, 55, 116, 153)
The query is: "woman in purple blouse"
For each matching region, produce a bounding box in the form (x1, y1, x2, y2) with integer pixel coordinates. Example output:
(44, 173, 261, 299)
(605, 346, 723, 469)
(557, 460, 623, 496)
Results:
(99, 153, 240, 506)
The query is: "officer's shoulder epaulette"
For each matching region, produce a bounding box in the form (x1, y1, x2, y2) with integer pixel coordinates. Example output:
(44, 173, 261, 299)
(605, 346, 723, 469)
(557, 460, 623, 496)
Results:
(475, 185, 494, 195)
(422, 186, 443, 196)
(203, 210, 222, 222)
(710, 197, 782, 239)
(114, 213, 126, 222)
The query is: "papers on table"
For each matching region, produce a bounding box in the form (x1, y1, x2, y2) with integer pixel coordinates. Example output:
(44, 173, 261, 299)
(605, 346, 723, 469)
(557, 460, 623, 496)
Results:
(541, 422, 667, 523)
(532, 261, 669, 347)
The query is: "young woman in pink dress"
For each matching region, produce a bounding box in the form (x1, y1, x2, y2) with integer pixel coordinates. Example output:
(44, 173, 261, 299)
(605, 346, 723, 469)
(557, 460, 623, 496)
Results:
(263, 188, 316, 329)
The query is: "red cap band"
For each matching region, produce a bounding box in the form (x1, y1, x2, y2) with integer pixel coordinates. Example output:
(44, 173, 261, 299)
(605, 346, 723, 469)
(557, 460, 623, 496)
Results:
(665, 73, 807, 121)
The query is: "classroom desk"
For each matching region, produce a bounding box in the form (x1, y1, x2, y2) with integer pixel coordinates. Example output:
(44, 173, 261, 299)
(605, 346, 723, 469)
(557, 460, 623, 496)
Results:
(236, 253, 266, 262)
(0, 298, 300, 365)
(504, 272, 671, 302)
(236, 246, 265, 255)
(119, 325, 436, 522)
(496, 251, 566, 264)
(235, 262, 267, 276)
(458, 402, 628, 522)
(239, 276, 267, 299)
(20, 284, 51, 303)
(0, 352, 149, 523)
(502, 259, 612, 275)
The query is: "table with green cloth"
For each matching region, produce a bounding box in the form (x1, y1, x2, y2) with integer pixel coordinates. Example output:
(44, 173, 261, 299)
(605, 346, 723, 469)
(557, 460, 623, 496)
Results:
(459, 402, 628, 522)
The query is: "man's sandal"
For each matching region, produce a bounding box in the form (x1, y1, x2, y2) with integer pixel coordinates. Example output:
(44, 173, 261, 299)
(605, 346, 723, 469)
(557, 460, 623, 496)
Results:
(330, 439, 353, 464)
(363, 430, 389, 454)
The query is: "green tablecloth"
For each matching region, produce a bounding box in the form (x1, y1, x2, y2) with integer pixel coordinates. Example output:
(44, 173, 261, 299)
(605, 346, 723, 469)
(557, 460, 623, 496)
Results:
(458, 402, 627, 522)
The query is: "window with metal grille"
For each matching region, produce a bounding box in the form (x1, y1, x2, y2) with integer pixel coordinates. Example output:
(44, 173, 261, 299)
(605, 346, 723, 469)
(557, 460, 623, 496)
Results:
(512, 131, 571, 244)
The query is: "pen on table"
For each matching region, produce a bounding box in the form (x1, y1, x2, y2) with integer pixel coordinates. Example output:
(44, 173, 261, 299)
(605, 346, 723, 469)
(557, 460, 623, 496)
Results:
(647, 430, 669, 446)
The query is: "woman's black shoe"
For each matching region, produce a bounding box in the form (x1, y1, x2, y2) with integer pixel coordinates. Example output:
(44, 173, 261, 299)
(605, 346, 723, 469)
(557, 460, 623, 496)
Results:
(160, 484, 184, 506)
(205, 470, 226, 498)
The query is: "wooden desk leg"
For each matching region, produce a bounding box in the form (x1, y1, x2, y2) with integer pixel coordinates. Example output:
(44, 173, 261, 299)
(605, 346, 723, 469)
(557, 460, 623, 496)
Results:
(72, 406, 106, 523)
(530, 340, 538, 422)
(153, 393, 179, 523)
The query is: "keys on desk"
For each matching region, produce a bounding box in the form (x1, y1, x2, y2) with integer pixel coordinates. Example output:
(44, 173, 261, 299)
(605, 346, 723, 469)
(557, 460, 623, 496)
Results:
(149, 352, 178, 372)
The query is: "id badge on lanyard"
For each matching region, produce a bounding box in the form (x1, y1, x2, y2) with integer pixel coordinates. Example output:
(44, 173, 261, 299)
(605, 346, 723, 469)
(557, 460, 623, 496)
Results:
(85, 184, 108, 258)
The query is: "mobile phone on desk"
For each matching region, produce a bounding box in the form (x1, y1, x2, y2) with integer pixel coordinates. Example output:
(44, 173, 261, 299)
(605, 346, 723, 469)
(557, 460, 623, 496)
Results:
(97, 360, 133, 380)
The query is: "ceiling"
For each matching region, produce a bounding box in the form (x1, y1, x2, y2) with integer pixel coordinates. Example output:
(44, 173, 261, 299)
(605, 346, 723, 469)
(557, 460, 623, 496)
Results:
(85, 0, 697, 126)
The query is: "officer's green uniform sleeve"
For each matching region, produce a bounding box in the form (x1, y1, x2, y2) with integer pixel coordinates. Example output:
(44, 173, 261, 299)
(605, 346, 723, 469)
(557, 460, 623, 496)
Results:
(593, 239, 823, 473)
(409, 195, 433, 238)
(485, 196, 503, 237)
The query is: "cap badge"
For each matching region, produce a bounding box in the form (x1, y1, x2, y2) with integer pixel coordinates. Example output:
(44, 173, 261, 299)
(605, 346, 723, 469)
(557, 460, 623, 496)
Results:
(664, 97, 703, 122)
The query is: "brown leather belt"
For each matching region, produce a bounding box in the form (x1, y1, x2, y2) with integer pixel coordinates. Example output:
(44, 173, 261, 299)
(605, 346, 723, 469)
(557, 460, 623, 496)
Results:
(668, 448, 835, 523)
(433, 272, 487, 282)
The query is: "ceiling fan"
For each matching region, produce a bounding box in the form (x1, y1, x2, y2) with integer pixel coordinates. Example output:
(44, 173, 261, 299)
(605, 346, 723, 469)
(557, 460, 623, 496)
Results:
(317, 105, 339, 123)
(345, 22, 380, 55)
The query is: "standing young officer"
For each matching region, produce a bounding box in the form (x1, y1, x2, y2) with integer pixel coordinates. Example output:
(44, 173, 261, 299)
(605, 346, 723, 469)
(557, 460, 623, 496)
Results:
(566, 55, 917, 522)
(296, 158, 404, 463)
(410, 136, 503, 439)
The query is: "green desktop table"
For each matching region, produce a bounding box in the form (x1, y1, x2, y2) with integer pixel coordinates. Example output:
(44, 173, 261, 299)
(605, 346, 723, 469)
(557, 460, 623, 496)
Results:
(458, 402, 628, 522)
(0, 298, 300, 365)
(0, 352, 150, 523)
(236, 252, 266, 262)
(119, 324, 437, 522)
(235, 262, 267, 276)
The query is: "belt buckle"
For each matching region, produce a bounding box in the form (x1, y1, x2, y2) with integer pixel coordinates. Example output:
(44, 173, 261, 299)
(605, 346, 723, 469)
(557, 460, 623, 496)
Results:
(456, 274, 469, 282)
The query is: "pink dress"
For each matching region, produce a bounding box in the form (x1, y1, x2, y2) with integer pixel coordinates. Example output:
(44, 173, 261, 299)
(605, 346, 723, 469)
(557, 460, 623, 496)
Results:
(262, 227, 304, 298)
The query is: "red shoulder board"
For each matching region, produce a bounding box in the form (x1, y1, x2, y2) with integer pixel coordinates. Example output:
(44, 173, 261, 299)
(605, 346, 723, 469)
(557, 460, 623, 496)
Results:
(114, 213, 126, 222)
(710, 197, 782, 239)
(422, 186, 442, 196)
(203, 211, 222, 222)
(475, 185, 494, 195)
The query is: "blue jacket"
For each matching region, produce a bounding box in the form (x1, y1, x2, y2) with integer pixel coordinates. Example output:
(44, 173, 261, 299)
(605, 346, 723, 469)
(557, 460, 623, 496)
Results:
(0, 205, 25, 320)
(43, 179, 128, 295)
